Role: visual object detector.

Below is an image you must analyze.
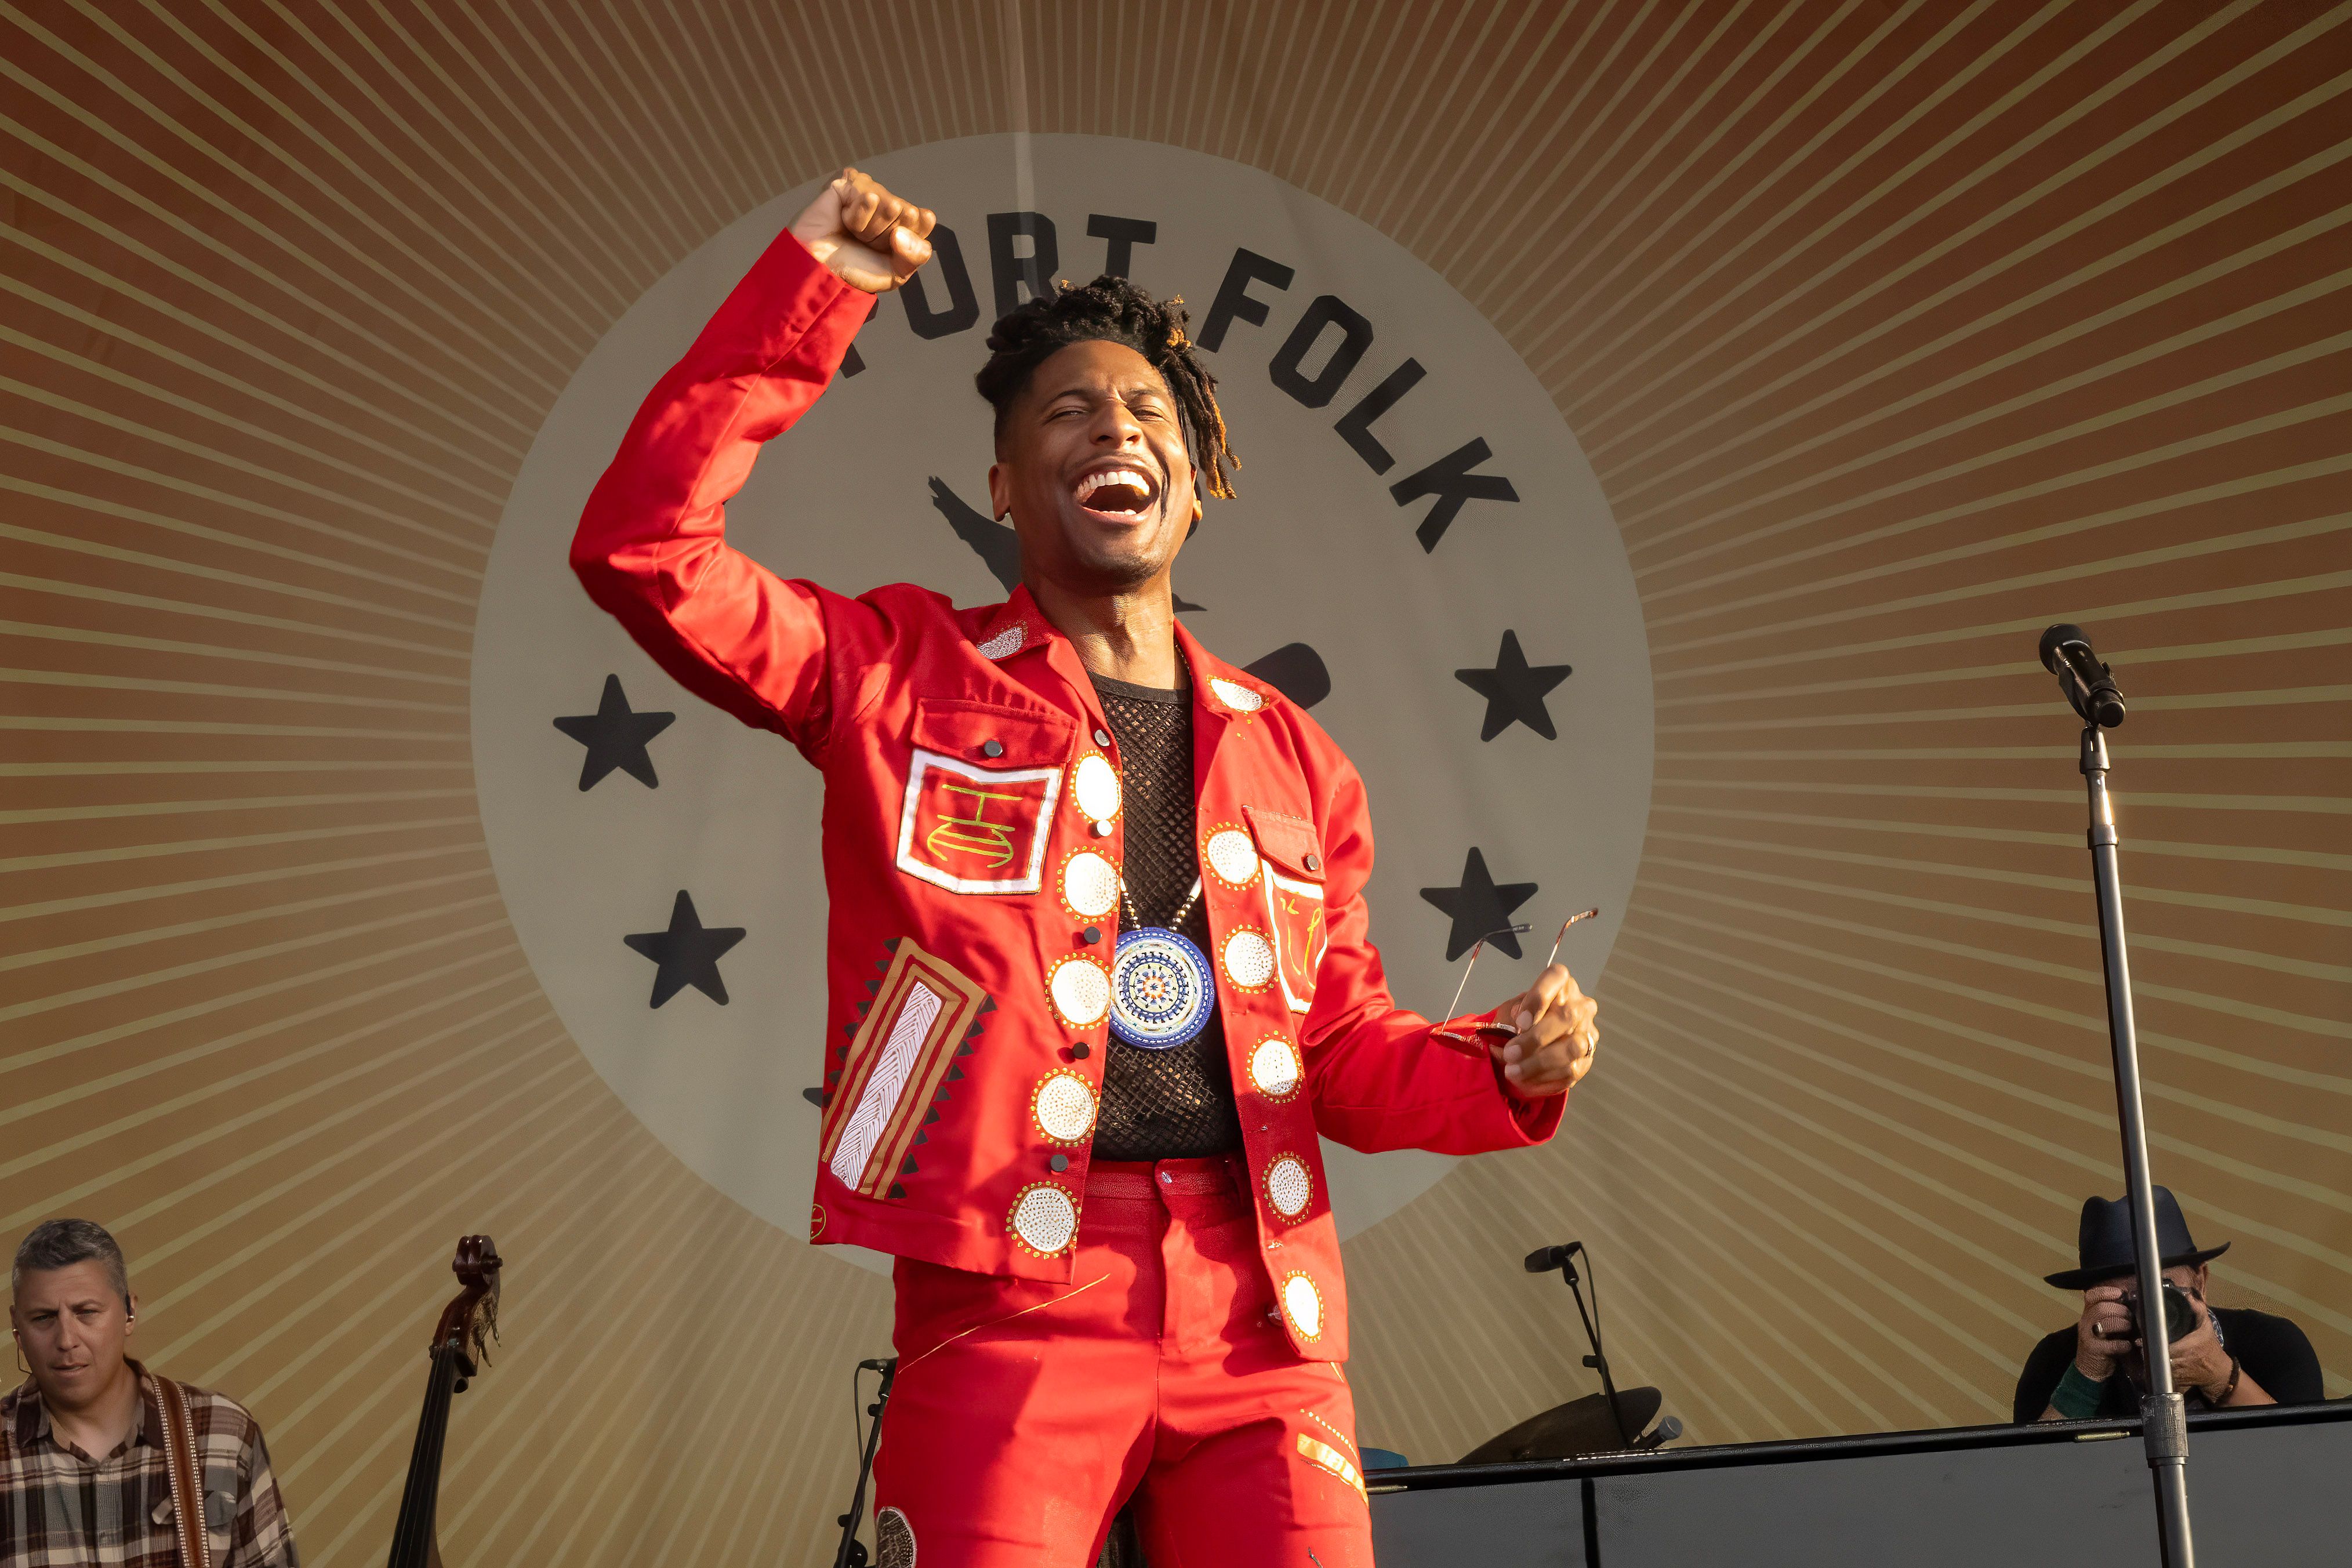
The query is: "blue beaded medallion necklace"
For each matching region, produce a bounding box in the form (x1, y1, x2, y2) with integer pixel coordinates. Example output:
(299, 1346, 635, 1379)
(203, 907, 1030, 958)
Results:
(1109, 874, 1214, 1048)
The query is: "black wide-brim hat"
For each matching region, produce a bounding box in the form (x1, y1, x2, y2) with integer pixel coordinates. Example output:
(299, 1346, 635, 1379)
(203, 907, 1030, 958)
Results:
(2045, 1185, 2230, 1290)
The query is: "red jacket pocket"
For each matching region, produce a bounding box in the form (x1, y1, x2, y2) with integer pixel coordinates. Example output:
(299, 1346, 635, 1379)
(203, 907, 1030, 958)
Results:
(1241, 804, 1325, 880)
(1243, 805, 1328, 1012)
(909, 697, 1073, 766)
(898, 699, 1073, 894)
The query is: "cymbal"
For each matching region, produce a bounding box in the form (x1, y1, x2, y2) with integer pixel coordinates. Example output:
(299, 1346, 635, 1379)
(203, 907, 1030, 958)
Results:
(1457, 1386, 1664, 1465)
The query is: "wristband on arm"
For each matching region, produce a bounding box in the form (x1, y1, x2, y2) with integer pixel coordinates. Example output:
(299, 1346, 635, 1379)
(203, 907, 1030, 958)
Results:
(2050, 1363, 2106, 1420)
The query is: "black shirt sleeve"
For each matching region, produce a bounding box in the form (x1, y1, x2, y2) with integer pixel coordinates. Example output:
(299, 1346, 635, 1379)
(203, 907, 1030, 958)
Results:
(2014, 1327, 2079, 1423)
(2216, 1308, 2327, 1406)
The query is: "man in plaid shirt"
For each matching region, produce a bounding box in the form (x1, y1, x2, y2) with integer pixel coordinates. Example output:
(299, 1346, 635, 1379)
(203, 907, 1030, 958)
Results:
(3, 1221, 298, 1566)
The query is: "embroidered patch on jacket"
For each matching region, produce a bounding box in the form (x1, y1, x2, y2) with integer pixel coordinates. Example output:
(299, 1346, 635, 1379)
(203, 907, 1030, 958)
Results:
(1295, 1433, 1365, 1496)
(1220, 927, 1276, 992)
(808, 1203, 826, 1240)
(876, 1505, 917, 1567)
(1281, 1271, 1325, 1340)
(1007, 1181, 1080, 1257)
(896, 747, 1062, 894)
(1263, 1153, 1313, 1221)
(1247, 1035, 1303, 1101)
(975, 623, 1026, 660)
(820, 940, 989, 1200)
(1031, 1069, 1097, 1145)
(1046, 953, 1113, 1028)
(1202, 823, 1260, 888)
(1261, 869, 1329, 1014)
(1210, 677, 1266, 713)
(1058, 848, 1120, 920)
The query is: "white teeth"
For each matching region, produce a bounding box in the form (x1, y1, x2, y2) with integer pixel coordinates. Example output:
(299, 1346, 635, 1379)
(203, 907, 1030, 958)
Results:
(1075, 469, 1152, 505)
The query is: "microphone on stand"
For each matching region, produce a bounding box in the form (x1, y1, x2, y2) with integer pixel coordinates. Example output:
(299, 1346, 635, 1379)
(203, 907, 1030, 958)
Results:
(2039, 623, 2126, 728)
(1526, 1240, 1639, 1448)
(2038, 622, 2196, 1568)
(833, 1356, 900, 1568)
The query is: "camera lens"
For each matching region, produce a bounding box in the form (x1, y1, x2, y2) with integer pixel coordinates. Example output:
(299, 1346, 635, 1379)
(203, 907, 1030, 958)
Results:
(2127, 1283, 2198, 1343)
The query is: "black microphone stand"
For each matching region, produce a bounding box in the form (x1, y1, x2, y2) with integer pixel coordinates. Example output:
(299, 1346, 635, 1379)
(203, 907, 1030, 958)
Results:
(1530, 1244, 1632, 1448)
(831, 1356, 897, 1568)
(2046, 626, 2194, 1568)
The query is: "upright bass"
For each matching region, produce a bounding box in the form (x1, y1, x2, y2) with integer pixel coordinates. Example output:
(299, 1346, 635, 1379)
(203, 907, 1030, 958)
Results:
(386, 1236, 503, 1568)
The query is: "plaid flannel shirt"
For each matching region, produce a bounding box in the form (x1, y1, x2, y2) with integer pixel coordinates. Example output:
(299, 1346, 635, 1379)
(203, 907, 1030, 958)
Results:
(0, 1364, 297, 1567)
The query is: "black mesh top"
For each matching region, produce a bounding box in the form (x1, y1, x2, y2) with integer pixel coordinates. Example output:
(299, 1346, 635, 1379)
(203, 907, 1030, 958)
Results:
(1088, 673, 1244, 1160)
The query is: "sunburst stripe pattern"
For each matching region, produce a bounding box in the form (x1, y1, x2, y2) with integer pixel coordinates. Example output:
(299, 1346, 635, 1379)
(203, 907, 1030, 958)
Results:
(0, 0, 2343, 1559)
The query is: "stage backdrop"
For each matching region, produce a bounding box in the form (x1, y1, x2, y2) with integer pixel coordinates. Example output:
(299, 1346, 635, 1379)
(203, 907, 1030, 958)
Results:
(3, 1, 2346, 1562)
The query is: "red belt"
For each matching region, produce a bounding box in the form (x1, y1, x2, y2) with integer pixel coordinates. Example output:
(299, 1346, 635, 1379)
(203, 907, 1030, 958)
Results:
(1084, 1155, 1243, 1202)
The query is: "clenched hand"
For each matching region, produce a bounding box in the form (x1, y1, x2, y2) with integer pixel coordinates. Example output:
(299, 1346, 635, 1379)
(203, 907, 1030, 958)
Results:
(789, 167, 935, 294)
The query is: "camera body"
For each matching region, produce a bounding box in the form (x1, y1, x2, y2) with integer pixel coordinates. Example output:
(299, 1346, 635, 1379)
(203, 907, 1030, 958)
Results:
(2123, 1280, 2199, 1344)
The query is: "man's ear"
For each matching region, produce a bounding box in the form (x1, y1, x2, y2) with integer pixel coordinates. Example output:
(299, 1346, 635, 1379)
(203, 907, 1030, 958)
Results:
(987, 462, 1011, 521)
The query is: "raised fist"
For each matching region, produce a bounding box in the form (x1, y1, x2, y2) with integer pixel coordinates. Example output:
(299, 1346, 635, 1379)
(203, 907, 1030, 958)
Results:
(789, 168, 935, 295)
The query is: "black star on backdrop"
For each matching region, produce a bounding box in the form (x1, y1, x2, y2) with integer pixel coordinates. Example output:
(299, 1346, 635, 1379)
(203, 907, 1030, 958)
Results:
(624, 891, 746, 1007)
(1455, 630, 1571, 741)
(1420, 847, 1538, 960)
(1243, 643, 1331, 709)
(553, 674, 675, 790)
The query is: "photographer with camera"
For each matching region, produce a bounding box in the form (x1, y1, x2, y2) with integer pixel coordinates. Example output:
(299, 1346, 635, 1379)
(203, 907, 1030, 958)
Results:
(2015, 1187, 2324, 1422)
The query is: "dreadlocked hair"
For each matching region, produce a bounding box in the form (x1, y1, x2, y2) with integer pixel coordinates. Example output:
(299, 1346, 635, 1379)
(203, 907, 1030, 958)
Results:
(974, 274, 1240, 500)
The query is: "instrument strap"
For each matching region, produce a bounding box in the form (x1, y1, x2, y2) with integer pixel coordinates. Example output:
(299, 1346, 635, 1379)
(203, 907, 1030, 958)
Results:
(153, 1374, 213, 1568)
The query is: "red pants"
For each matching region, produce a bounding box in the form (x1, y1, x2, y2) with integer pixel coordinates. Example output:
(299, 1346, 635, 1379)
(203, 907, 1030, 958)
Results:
(872, 1156, 1373, 1567)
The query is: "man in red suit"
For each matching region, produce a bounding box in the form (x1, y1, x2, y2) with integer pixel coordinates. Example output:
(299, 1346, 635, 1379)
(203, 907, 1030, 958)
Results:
(574, 168, 1600, 1567)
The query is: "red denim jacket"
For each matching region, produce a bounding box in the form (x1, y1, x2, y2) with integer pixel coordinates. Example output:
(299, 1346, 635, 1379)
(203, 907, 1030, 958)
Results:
(572, 228, 1562, 1359)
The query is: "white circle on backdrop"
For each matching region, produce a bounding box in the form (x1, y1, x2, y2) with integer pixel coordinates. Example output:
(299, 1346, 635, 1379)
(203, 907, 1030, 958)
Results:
(473, 135, 1652, 1277)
